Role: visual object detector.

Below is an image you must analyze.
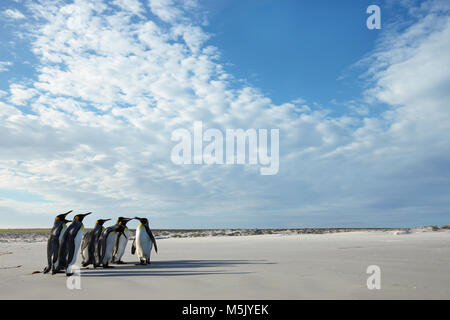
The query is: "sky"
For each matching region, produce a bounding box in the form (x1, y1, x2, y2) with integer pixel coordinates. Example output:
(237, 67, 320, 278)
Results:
(0, 0, 449, 229)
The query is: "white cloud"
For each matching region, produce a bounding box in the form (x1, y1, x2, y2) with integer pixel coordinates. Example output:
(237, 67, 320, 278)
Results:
(112, 0, 145, 16)
(292, 97, 306, 104)
(147, 0, 181, 23)
(3, 8, 25, 20)
(8, 84, 37, 106)
(0, 61, 12, 72)
(360, 2, 450, 158)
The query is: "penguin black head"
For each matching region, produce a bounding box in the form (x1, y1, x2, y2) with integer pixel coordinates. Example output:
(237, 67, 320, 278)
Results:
(134, 217, 149, 225)
(74, 212, 91, 222)
(96, 219, 110, 226)
(117, 217, 133, 226)
(55, 210, 72, 223)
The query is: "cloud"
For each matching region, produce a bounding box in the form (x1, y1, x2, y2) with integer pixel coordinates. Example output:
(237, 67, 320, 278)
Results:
(0, 61, 12, 72)
(358, 1, 450, 161)
(112, 0, 145, 16)
(0, 0, 449, 228)
(3, 8, 25, 20)
(148, 0, 184, 23)
(8, 84, 37, 106)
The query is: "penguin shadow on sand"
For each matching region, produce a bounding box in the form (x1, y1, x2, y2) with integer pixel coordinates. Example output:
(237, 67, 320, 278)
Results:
(80, 259, 275, 277)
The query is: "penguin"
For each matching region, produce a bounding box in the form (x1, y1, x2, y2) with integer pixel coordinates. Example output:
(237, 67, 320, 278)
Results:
(81, 218, 110, 267)
(97, 223, 127, 268)
(112, 217, 133, 264)
(43, 210, 72, 274)
(131, 217, 158, 265)
(54, 212, 91, 276)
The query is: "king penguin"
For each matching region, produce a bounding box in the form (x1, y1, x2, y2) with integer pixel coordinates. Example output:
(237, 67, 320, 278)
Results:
(43, 210, 72, 274)
(131, 217, 158, 265)
(112, 217, 133, 264)
(97, 223, 127, 268)
(54, 212, 91, 276)
(81, 218, 110, 267)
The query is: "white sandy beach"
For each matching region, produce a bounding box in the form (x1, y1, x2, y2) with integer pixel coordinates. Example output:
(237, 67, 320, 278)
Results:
(1, 230, 449, 299)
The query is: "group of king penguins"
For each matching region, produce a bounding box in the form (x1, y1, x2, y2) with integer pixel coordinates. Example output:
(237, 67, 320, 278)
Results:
(43, 210, 158, 276)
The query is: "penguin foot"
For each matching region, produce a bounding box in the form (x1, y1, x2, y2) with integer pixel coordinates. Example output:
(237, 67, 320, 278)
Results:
(102, 265, 114, 269)
(52, 269, 65, 275)
(43, 266, 51, 274)
(66, 273, 73, 277)
(115, 260, 126, 264)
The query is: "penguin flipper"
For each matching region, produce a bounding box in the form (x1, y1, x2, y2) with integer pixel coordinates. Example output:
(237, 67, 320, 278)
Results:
(51, 236, 60, 264)
(44, 236, 54, 273)
(98, 227, 113, 264)
(93, 230, 102, 267)
(81, 231, 93, 264)
(66, 223, 81, 265)
(145, 225, 158, 253)
(81, 231, 91, 253)
(87, 235, 96, 265)
(131, 238, 136, 255)
(57, 227, 71, 270)
(151, 234, 157, 253)
(112, 231, 121, 259)
(66, 235, 76, 265)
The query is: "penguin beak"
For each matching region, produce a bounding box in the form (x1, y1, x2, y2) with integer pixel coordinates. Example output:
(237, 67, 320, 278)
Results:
(97, 218, 110, 226)
(76, 212, 91, 222)
(121, 217, 133, 224)
(56, 210, 73, 221)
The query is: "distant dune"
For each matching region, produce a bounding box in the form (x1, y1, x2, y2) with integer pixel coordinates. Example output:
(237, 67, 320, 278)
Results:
(1, 226, 449, 243)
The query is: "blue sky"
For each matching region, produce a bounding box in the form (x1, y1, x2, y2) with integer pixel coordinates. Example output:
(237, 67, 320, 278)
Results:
(0, 0, 449, 229)
(203, 0, 381, 105)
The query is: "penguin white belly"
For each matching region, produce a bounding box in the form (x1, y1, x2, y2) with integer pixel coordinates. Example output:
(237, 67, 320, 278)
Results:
(115, 228, 129, 260)
(136, 226, 152, 260)
(102, 232, 118, 264)
(70, 226, 84, 265)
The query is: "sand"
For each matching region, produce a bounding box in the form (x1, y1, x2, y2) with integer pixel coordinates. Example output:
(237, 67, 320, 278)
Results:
(0, 230, 449, 299)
